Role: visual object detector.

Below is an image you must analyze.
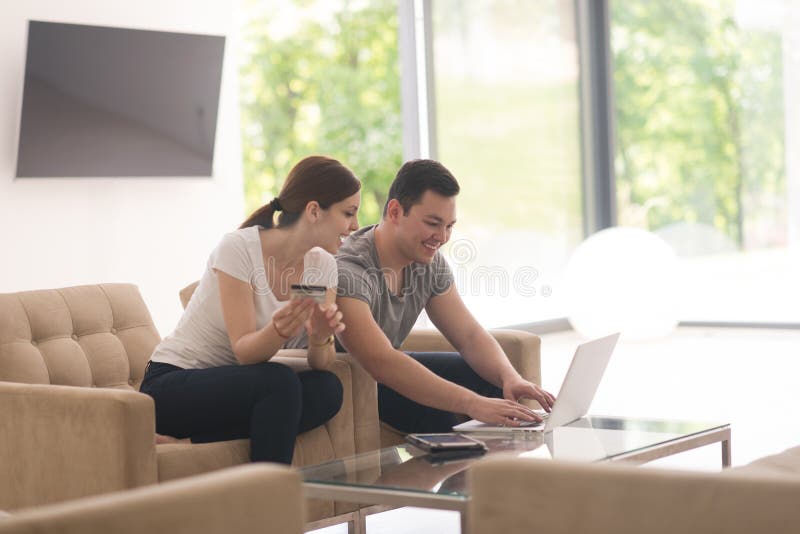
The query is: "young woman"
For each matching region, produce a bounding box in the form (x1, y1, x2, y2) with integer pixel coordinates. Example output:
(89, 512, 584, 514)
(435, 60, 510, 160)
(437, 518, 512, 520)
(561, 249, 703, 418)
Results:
(140, 156, 361, 464)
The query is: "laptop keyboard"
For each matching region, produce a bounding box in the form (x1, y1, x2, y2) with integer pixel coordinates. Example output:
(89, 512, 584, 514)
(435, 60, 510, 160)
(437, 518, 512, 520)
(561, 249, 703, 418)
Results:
(516, 410, 549, 427)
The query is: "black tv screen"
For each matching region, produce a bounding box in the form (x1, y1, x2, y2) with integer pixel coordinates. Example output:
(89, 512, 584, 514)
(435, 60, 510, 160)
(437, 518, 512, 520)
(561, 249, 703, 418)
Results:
(16, 21, 225, 177)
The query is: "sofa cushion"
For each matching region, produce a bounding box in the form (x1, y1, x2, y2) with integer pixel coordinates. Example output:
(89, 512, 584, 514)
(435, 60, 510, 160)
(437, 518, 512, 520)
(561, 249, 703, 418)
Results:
(156, 440, 251, 482)
(0, 284, 160, 390)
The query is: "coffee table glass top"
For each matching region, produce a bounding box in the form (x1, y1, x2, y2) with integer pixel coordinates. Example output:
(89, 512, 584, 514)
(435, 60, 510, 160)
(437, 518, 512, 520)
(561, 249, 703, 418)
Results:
(301, 416, 729, 498)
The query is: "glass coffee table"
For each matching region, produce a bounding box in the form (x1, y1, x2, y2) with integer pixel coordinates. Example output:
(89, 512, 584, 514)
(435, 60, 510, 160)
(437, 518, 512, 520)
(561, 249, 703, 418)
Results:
(302, 416, 731, 533)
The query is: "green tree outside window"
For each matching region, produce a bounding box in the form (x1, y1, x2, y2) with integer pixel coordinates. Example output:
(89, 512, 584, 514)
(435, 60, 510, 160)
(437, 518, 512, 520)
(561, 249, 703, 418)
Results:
(613, 0, 785, 250)
(240, 0, 402, 225)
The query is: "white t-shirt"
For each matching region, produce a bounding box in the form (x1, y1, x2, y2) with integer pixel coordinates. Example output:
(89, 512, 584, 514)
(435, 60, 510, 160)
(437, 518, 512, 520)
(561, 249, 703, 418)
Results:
(150, 226, 337, 369)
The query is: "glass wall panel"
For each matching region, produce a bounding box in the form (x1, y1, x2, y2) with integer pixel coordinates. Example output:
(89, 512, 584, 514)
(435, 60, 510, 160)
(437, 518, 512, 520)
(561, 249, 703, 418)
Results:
(432, 0, 583, 326)
(239, 0, 401, 225)
(611, 0, 799, 322)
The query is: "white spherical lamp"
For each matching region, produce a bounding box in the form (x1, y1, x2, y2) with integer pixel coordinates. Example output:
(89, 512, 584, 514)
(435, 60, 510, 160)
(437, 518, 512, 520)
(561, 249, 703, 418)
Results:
(563, 227, 680, 340)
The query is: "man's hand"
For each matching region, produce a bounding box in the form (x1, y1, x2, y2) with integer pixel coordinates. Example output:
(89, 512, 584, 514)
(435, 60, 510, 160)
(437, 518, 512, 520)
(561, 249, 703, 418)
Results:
(464, 394, 543, 426)
(502, 376, 556, 412)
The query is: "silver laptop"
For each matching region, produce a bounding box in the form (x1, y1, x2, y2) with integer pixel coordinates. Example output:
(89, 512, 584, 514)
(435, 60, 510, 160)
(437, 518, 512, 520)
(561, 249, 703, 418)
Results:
(453, 332, 620, 433)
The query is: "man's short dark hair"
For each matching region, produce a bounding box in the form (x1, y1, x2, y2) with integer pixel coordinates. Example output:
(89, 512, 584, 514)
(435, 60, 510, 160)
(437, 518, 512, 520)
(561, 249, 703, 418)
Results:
(383, 159, 460, 216)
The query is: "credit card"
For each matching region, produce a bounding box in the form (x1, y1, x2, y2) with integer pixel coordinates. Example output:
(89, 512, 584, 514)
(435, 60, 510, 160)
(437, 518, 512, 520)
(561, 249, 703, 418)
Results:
(290, 284, 327, 304)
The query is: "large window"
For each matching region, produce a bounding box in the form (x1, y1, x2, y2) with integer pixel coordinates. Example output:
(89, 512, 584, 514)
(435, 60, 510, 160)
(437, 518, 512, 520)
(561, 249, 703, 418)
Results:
(239, 0, 401, 224)
(612, 0, 799, 323)
(238, 0, 798, 328)
(432, 0, 583, 326)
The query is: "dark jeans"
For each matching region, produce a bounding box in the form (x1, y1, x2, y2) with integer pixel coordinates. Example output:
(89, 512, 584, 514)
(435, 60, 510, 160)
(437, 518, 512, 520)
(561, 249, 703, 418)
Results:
(378, 352, 503, 433)
(140, 361, 343, 464)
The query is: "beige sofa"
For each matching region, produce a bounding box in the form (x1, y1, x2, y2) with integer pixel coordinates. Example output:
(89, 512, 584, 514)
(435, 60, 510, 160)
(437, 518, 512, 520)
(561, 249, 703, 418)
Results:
(468, 447, 800, 534)
(0, 283, 541, 527)
(0, 464, 304, 534)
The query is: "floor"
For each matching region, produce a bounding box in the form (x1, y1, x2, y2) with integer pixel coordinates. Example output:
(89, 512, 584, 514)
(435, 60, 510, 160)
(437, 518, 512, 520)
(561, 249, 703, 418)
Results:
(312, 326, 800, 533)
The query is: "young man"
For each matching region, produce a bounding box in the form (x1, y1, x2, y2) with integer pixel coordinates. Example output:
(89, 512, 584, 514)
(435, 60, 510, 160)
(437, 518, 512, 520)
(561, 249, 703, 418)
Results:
(332, 159, 555, 432)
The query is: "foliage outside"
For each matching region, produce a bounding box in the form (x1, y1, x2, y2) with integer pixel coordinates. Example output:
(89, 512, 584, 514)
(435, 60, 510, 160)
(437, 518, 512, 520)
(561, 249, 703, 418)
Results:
(239, 0, 402, 225)
(612, 0, 786, 250)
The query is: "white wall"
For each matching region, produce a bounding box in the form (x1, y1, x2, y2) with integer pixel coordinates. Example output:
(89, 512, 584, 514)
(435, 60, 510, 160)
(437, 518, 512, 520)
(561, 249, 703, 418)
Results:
(0, 0, 245, 336)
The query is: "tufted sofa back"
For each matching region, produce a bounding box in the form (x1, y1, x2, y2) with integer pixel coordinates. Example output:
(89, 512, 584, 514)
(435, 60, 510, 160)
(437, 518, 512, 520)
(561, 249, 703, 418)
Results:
(0, 284, 160, 390)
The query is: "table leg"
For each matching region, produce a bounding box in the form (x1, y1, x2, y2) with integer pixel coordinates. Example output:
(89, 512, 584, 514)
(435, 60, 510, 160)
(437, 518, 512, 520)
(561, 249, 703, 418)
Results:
(347, 514, 363, 534)
(722, 437, 732, 468)
(460, 510, 469, 534)
(359, 510, 368, 534)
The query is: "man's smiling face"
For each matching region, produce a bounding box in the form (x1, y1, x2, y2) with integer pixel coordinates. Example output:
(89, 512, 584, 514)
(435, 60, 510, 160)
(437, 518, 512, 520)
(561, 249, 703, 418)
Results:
(395, 190, 457, 264)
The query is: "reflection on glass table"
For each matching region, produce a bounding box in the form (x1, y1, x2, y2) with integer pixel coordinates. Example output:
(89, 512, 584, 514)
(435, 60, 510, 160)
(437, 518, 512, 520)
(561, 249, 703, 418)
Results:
(301, 416, 731, 499)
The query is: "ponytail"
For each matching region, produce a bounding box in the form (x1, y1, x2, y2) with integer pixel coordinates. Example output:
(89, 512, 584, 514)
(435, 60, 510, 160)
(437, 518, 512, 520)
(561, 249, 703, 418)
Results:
(239, 198, 281, 229)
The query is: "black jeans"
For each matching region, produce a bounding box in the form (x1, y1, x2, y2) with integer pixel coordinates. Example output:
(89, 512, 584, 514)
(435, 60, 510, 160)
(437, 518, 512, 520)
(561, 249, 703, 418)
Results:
(140, 361, 343, 464)
(378, 352, 503, 433)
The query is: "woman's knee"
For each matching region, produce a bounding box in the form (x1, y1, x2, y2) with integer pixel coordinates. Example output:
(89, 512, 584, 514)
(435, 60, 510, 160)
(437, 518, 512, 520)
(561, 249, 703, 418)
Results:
(301, 370, 344, 417)
(249, 361, 303, 401)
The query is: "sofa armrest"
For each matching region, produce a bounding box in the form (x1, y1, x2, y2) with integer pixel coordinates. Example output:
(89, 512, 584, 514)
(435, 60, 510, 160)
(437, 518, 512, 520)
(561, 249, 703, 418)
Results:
(0, 464, 304, 534)
(469, 457, 800, 534)
(274, 351, 380, 455)
(0, 382, 157, 510)
(401, 328, 542, 386)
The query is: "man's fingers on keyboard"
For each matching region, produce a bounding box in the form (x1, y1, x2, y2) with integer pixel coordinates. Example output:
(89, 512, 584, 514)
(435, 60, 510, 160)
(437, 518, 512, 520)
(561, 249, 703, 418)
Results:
(517, 419, 544, 427)
(510, 407, 537, 422)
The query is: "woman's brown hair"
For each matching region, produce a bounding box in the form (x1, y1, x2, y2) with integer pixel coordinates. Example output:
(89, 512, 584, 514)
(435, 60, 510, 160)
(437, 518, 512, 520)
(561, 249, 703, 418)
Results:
(240, 156, 361, 229)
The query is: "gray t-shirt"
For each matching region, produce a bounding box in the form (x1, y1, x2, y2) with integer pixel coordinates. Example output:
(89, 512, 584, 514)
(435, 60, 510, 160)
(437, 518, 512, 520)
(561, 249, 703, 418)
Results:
(287, 225, 454, 349)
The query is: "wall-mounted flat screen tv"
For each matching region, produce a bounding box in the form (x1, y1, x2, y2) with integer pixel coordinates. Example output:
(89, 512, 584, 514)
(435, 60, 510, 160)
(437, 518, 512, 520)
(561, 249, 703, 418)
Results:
(15, 21, 225, 178)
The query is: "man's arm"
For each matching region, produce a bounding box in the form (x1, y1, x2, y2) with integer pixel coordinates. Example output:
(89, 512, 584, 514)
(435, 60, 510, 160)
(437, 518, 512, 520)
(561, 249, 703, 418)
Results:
(425, 286, 555, 410)
(336, 296, 539, 425)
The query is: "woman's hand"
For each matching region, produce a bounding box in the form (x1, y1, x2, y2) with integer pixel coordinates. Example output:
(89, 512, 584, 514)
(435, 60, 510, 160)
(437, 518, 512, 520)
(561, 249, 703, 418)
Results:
(270, 298, 315, 340)
(306, 302, 345, 343)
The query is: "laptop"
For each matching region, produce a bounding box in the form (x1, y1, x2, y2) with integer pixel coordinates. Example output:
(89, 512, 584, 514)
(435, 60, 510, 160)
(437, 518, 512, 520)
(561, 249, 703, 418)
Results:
(453, 332, 620, 434)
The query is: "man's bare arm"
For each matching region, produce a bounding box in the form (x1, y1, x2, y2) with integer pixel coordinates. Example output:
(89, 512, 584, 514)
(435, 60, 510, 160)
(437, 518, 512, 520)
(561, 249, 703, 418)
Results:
(425, 286, 519, 387)
(336, 296, 540, 425)
(426, 286, 555, 410)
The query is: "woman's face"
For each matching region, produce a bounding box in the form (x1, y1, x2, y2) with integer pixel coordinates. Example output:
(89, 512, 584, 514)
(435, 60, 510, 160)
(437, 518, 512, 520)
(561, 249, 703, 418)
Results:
(317, 190, 361, 254)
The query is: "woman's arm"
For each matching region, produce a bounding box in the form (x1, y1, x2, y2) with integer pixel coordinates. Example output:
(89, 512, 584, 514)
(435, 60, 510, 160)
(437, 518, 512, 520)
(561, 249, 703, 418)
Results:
(216, 269, 312, 365)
